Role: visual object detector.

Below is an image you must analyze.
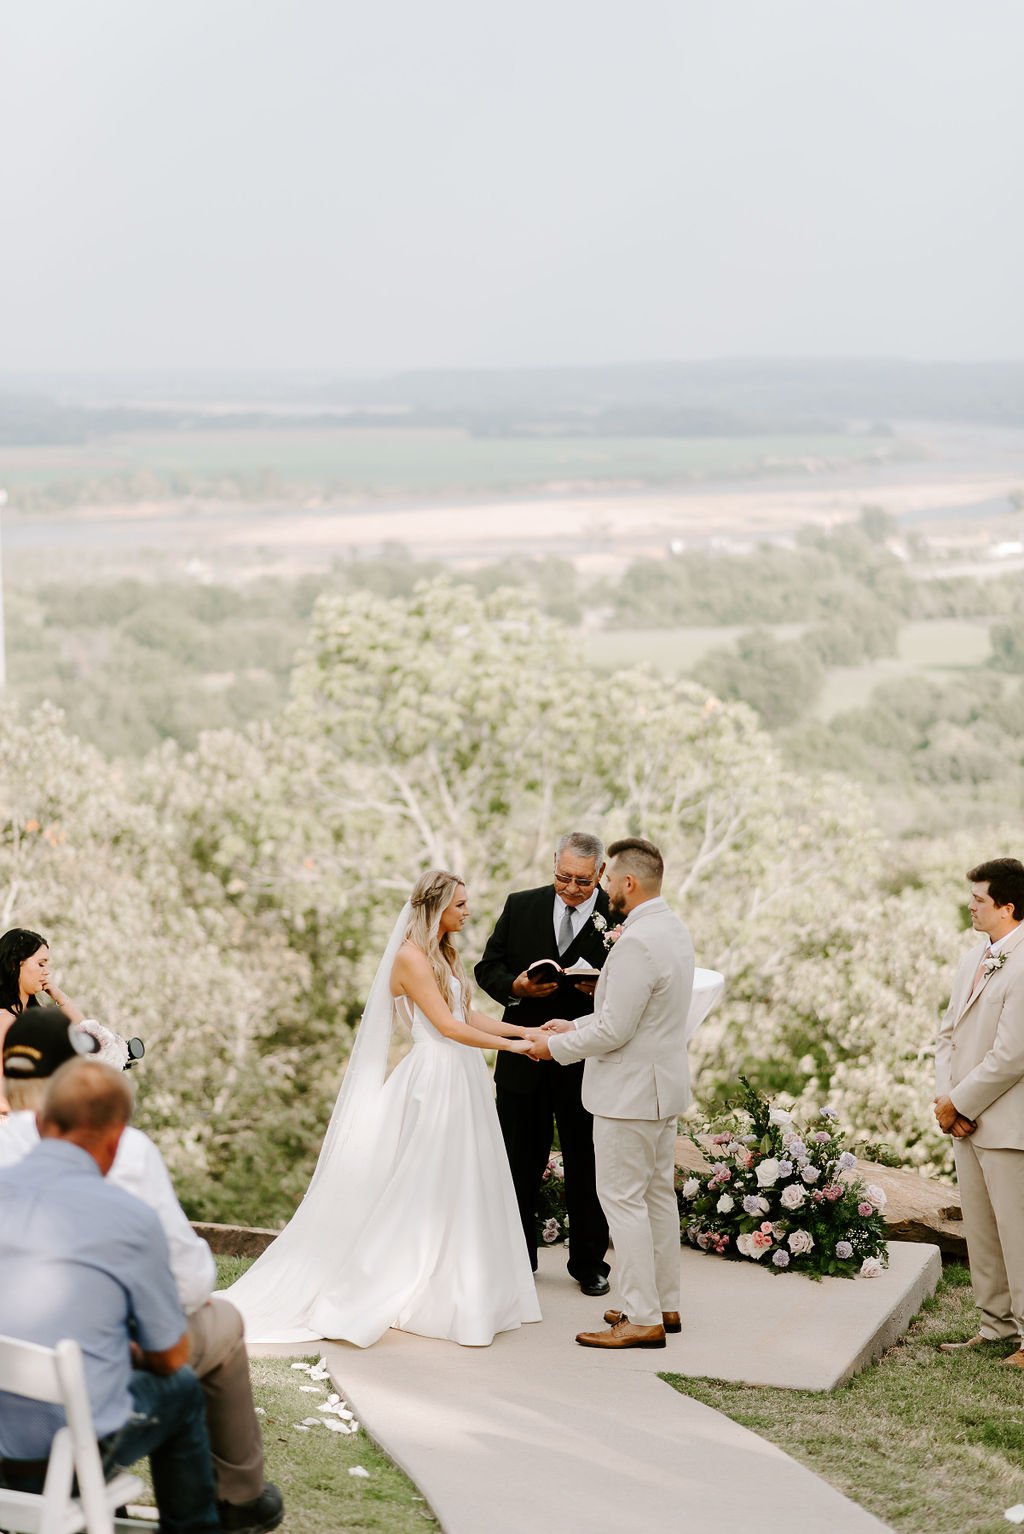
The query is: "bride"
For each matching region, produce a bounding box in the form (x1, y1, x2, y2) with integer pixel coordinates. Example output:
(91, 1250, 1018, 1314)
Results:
(226, 870, 542, 1348)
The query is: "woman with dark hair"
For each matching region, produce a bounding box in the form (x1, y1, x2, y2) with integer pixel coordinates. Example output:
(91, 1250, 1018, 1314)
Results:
(0, 928, 83, 1114)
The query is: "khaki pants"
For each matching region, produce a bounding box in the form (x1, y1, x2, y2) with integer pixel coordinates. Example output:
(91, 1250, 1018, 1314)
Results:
(187, 1295, 264, 1505)
(953, 1138, 1024, 1342)
(593, 1114, 680, 1328)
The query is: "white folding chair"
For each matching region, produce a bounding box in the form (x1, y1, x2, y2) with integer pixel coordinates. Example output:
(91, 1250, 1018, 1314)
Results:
(0, 1334, 151, 1534)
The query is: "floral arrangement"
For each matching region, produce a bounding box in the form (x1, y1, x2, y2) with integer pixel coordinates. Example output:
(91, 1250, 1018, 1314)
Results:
(536, 1153, 569, 1246)
(677, 1078, 889, 1279)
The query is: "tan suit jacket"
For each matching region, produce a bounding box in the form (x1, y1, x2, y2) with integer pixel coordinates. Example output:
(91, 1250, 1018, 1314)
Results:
(935, 922, 1024, 1149)
(548, 896, 695, 1120)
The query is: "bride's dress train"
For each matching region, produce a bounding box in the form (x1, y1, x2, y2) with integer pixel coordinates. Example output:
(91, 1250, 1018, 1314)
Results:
(226, 976, 540, 1348)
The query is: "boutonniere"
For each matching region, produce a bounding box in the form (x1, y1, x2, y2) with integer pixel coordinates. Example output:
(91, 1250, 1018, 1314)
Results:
(602, 924, 624, 951)
(984, 951, 1009, 978)
(591, 912, 607, 935)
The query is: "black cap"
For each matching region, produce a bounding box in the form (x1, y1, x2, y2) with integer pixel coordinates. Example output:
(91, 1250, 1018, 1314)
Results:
(2, 1007, 98, 1079)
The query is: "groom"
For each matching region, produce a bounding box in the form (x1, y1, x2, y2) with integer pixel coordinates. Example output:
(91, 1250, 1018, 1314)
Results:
(528, 837, 694, 1350)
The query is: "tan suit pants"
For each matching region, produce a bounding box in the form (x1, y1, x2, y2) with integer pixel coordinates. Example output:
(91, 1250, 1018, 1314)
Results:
(187, 1295, 264, 1504)
(953, 1138, 1024, 1341)
(593, 1114, 680, 1328)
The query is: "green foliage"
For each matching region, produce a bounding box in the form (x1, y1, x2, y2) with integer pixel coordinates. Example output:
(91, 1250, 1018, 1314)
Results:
(693, 628, 826, 727)
(989, 619, 1024, 672)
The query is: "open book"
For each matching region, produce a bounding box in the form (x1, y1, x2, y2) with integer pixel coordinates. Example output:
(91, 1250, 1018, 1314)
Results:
(526, 957, 601, 985)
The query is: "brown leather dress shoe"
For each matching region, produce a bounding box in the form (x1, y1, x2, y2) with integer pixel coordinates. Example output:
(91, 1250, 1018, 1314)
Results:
(1001, 1348, 1024, 1368)
(576, 1320, 666, 1349)
(938, 1334, 1002, 1353)
(604, 1308, 681, 1334)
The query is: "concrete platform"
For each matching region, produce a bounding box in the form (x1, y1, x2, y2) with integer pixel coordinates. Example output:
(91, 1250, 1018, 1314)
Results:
(256, 1241, 938, 1533)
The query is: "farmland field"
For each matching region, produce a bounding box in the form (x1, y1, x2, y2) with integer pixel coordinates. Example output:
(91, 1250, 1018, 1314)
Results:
(0, 428, 899, 495)
(586, 618, 998, 719)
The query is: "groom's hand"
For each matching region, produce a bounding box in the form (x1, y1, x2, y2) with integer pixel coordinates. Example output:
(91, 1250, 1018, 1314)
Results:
(933, 1095, 959, 1134)
(951, 1114, 977, 1138)
(527, 1035, 553, 1061)
(540, 1019, 574, 1034)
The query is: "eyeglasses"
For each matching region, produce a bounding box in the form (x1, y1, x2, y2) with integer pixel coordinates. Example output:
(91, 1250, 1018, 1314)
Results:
(554, 873, 595, 890)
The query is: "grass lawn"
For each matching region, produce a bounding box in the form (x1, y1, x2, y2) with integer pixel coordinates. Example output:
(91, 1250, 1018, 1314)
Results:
(151, 1258, 438, 1534)
(665, 1264, 1024, 1534)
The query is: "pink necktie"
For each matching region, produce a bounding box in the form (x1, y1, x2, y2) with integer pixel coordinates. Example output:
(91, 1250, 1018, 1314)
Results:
(970, 947, 993, 994)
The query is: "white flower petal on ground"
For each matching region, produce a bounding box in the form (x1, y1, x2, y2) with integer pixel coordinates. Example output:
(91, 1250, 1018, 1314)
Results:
(293, 1425, 310, 1432)
(254, 1407, 267, 1416)
(299, 1386, 322, 1393)
(322, 1418, 353, 1434)
(301, 1417, 322, 1426)
(1004, 1506, 1024, 1525)
(349, 1466, 371, 1478)
(290, 1362, 312, 1372)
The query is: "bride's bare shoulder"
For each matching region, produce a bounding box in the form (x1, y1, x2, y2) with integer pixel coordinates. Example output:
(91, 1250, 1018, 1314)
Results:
(390, 940, 430, 995)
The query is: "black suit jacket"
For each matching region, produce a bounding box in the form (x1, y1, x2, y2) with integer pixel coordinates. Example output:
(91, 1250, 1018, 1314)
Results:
(475, 884, 613, 1095)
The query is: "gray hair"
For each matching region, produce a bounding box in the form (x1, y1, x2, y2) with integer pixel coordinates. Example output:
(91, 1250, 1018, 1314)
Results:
(555, 832, 604, 866)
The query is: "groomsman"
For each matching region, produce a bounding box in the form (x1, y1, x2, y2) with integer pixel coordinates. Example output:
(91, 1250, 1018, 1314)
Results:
(476, 832, 612, 1295)
(934, 857, 1024, 1365)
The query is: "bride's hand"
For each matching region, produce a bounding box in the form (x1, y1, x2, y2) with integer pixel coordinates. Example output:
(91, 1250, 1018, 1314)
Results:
(505, 1037, 536, 1054)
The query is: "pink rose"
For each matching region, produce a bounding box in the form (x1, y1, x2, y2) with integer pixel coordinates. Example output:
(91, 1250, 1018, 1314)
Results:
(857, 1201, 873, 1217)
(824, 1184, 844, 1202)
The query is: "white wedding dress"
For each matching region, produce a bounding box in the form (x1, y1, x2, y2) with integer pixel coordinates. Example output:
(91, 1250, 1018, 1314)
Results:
(225, 942, 540, 1348)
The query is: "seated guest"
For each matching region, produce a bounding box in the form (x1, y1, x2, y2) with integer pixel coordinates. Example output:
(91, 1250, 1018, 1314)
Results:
(0, 927, 83, 1116)
(0, 1057, 220, 1533)
(0, 1009, 283, 1534)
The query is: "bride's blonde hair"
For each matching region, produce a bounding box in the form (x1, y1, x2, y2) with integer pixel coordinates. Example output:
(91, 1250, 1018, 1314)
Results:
(406, 869, 472, 1015)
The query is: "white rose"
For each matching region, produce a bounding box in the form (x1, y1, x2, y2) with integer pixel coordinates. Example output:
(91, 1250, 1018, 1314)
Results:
(716, 1194, 734, 1214)
(865, 1184, 888, 1210)
(769, 1107, 793, 1127)
(787, 1229, 815, 1256)
(736, 1233, 769, 1261)
(800, 1164, 820, 1184)
(779, 1184, 806, 1211)
(755, 1157, 781, 1188)
(860, 1256, 883, 1278)
(682, 1178, 700, 1200)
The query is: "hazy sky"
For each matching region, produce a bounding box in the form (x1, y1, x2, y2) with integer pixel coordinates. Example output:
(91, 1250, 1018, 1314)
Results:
(2, 0, 1022, 371)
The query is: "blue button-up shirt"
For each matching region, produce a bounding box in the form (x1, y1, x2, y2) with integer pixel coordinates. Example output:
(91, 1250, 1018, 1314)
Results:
(0, 1138, 186, 1457)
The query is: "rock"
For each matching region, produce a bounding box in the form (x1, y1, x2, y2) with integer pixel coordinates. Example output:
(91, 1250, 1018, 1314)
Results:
(675, 1135, 966, 1258)
(191, 1220, 279, 1257)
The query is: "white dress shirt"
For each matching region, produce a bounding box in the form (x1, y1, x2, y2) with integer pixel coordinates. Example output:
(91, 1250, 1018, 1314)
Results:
(0, 1110, 215, 1315)
(552, 886, 599, 947)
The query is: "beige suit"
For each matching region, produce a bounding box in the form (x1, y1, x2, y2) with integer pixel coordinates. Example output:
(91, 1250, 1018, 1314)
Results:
(935, 921, 1024, 1339)
(549, 897, 695, 1327)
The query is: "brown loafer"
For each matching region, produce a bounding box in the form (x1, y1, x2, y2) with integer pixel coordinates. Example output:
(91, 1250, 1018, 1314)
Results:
(1001, 1348, 1024, 1368)
(938, 1334, 1003, 1354)
(604, 1308, 681, 1334)
(576, 1321, 666, 1349)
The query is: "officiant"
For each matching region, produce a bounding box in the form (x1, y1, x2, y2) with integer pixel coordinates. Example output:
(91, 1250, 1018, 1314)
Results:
(476, 832, 612, 1295)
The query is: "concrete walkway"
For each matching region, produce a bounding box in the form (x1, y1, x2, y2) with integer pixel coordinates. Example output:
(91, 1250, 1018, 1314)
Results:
(282, 1242, 938, 1534)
